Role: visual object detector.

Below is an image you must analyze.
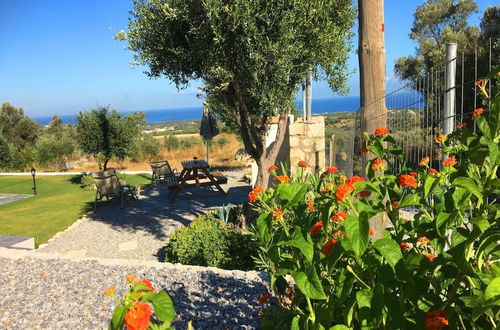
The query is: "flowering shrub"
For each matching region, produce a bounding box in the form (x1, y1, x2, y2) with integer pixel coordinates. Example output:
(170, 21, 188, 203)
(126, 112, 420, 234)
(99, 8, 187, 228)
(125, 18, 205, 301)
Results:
(252, 71, 500, 329)
(105, 275, 176, 330)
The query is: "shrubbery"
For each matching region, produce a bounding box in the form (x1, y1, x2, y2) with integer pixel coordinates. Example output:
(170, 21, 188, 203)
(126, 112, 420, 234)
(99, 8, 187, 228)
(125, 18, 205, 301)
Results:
(80, 174, 96, 190)
(164, 213, 258, 270)
(140, 134, 161, 161)
(180, 137, 200, 149)
(164, 134, 180, 151)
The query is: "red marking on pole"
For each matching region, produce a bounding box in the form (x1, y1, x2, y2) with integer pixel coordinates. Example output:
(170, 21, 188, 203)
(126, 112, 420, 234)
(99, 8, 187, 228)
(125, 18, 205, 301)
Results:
(381, 23, 384, 32)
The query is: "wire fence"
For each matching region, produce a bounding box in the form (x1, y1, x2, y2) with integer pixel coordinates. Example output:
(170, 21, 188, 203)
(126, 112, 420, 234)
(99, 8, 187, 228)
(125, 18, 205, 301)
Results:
(328, 39, 497, 175)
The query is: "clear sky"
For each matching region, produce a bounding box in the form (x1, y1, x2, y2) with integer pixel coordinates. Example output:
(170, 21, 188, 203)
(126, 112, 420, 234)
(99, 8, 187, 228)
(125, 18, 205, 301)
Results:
(0, 0, 495, 117)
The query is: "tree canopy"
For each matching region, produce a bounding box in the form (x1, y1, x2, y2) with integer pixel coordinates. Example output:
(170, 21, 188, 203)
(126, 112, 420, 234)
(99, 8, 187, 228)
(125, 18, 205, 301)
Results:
(117, 0, 355, 186)
(76, 106, 145, 170)
(0, 102, 40, 148)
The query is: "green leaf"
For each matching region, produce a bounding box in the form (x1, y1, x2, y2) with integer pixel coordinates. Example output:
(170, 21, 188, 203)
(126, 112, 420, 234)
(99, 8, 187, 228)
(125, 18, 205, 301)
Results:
(484, 277, 500, 304)
(476, 233, 500, 270)
(345, 212, 369, 257)
(277, 227, 313, 262)
(356, 289, 372, 326)
(471, 215, 489, 232)
(424, 175, 439, 197)
(398, 193, 421, 208)
(452, 177, 482, 199)
(110, 305, 127, 330)
(329, 325, 351, 330)
(292, 267, 326, 300)
(256, 212, 272, 245)
(373, 238, 403, 268)
(150, 291, 176, 322)
(277, 182, 308, 206)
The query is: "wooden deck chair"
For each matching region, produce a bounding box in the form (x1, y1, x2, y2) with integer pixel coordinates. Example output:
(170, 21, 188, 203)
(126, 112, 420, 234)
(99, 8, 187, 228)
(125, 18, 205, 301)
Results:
(150, 160, 176, 184)
(91, 169, 138, 211)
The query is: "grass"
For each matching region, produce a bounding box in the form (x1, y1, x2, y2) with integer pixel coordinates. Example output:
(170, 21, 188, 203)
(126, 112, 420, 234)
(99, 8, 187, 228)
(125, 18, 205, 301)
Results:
(0, 174, 151, 247)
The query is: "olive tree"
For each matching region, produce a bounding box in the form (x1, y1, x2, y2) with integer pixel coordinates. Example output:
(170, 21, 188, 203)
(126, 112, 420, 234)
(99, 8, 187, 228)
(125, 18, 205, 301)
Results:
(116, 0, 355, 186)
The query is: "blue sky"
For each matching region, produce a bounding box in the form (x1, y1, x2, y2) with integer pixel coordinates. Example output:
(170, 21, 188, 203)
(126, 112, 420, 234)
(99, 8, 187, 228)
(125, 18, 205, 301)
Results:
(0, 0, 495, 117)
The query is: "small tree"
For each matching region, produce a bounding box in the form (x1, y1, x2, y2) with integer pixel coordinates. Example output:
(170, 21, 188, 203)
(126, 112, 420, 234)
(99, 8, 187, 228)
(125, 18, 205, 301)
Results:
(140, 134, 161, 161)
(34, 132, 76, 169)
(164, 134, 180, 151)
(76, 106, 144, 170)
(0, 135, 11, 171)
(0, 102, 40, 148)
(116, 0, 355, 187)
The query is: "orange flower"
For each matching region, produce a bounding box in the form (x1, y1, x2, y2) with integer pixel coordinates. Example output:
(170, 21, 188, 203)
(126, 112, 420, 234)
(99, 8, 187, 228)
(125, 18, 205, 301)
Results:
(427, 168, 438, 174)
(435, 134, 447, 143)
(268, 165, 278, 173)
(457, 123, 467, 129)
(472, 108, 485, 119)
(400, 242, 413, 251)
(136, 279, 154, 292)
(272, 208, 283, 220)
(369, 228, 375, 236)
(326, 166, 339, 174)
(361, 140, 369, 154)
(274, 175, 290, 184)
(126, 275, 137, 283)
(306, 199, 315, 211)
(298, 160, 308, 168)
(423, 253, 435, 262)
(419, 157, 430, 166)
(425, 310, 448, 330)
(398, 174, 417, 188)
(374, 127, 390, 136)
(359, 190, 371, 198)
(346, 176, 365, 186)
(442, 156, 456, 167)
(335, 183, 355, 203)
(409, 171, 417, 176)
(371, 158, 384, 171)
(418, 236, 431, 246)
(474, 79, 484, 86)
(258, 293, 270, 305)
(321, 239, 337, 256)
(310, 221, 323, 236)
(332, 211, 347, 223)
(103, 286, 116, 297)
(124, 302, 152, 330)
(248, 191, 257, 203)
(253, 186, 264, 194)
(391, 201, 400, 209)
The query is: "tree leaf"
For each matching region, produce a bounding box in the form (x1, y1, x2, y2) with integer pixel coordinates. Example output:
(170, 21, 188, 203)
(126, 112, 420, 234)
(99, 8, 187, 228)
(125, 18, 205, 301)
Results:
(345, 212, 369, 257)
(373, 238, 403, 268)
(150, 291, 176, 322)
(292, 267, 326, 300)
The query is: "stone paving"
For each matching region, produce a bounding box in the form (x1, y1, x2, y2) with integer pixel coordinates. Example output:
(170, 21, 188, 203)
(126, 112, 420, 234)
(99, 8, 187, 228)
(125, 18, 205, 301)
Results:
(0, 193, 32, 206)
(37, 171, 251, 261)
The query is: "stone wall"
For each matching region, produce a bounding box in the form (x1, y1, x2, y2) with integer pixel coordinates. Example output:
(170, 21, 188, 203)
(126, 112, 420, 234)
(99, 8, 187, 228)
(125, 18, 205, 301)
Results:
(288, 116, 326, 172)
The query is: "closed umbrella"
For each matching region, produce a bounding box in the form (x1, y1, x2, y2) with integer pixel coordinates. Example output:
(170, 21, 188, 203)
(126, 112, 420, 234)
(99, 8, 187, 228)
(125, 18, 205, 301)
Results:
(200, 101, 219, 162)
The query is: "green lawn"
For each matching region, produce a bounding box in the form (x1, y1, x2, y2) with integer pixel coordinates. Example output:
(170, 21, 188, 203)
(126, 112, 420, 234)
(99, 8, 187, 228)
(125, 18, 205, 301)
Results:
(0, 174, 151, 246)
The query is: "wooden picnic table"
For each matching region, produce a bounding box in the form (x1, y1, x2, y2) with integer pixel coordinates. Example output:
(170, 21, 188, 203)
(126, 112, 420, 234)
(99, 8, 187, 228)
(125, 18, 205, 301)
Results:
(168, 159, 228, 202)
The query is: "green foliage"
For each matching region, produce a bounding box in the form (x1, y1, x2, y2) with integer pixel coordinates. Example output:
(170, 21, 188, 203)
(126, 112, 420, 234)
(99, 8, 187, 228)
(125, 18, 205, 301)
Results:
(0, 135, 11, 170)
(80, 175, 96, 190)
(140, 133, 161, 161)
(163, 134, 180, 151)
(34, 132, 76, 169)
(214, 135, 229, 147)
(76, 106, 145, 169)
(179, 137, 200, 149)
(164, 214, 258, 270)
(0, 102, 40, 148)
(252, 72, 500, 329)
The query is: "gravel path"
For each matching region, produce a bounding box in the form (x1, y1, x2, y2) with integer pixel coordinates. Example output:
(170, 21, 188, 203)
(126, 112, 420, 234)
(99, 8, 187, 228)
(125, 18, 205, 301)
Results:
(0, 253, 268, 329)
(37, 171, 251, 261)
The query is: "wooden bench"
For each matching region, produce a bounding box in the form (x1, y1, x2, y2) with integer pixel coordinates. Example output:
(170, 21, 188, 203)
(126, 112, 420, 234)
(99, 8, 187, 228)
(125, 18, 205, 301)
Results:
(165, 175, 180, 190)
(210, 171, 228, 184)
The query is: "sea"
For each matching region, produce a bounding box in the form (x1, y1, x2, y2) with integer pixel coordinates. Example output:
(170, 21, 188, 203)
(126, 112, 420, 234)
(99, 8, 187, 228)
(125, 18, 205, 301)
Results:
(32, 94, 421, 125)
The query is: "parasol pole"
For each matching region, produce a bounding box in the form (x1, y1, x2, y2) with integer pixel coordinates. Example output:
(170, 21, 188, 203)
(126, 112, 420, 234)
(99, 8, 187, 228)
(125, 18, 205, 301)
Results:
(206, 139, 209, 162)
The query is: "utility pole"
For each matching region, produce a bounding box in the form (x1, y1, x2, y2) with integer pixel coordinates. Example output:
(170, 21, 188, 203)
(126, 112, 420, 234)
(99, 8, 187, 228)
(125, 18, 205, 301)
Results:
(358, 0, 387, 166)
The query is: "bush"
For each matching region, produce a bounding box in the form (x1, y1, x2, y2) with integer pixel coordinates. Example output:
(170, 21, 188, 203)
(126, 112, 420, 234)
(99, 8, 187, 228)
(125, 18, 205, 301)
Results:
(35, 133, 76, 168)
(0, 136, 11, 170)
(164, 134, 180, 151)
(180, 136, 200, 149)
(80, 175, 96, 190)
(214, 135, 229, 147)
(140, 134, 161, 160)
(164, 214, 258, 270)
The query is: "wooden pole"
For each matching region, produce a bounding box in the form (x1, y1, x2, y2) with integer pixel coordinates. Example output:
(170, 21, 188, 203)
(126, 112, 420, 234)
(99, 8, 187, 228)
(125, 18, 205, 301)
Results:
(358, 0, 387, 167)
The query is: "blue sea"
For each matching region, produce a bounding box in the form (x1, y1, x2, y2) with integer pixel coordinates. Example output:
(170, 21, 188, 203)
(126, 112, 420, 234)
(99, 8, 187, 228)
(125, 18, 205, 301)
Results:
(32, 94, 422, 125)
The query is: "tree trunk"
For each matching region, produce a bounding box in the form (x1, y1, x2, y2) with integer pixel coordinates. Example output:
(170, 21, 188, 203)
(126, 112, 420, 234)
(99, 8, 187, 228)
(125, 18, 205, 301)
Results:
(103, 159, 109, 171)
(358, 0, 387, 168)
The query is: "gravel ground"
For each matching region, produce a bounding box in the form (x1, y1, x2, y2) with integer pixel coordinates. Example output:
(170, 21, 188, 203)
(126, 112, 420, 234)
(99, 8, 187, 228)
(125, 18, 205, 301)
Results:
(0, 255, 268, 329)
(37, 171, 251, 261)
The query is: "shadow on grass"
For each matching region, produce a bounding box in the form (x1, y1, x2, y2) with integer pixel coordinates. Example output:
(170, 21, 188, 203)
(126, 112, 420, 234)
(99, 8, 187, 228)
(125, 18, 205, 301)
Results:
(67, 175, 83, 185)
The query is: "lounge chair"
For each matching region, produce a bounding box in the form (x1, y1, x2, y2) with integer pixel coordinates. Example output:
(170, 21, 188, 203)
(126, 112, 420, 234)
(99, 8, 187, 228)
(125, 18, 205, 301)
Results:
(91, 169, 138, 211)
(150, 160, 177, 184)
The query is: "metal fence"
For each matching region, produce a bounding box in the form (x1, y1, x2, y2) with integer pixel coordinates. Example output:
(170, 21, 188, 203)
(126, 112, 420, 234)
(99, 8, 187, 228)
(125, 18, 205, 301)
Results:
(339, 40, 498, 174)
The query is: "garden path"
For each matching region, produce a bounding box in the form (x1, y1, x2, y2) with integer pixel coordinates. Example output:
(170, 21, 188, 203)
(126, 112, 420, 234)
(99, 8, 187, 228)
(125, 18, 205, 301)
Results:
(36, 170, 251, 261)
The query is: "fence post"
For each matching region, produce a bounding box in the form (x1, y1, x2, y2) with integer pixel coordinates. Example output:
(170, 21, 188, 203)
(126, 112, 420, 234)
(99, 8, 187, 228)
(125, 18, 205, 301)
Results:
(306, 72, 312, 121)
(329, 135, 336, 166)
(444, 43, 457, 135)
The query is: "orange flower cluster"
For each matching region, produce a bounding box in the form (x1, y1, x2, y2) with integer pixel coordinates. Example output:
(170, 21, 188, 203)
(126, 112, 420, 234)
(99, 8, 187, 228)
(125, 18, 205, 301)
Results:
(472, 107, 485, 119)
(391, 201, 400, 209)
(359, 190, 371, 198)
(274, 175, 290, 184)
(124, 302, 153, 330)
(103, 286, 116, 297)
(321, 239, 337, 256)
(398, 174, 417, 188)
(332, 211, 347, 222)
(126, 275, 137, 283)
(423, 253, 435, 262)
(258, 293, 270, 305)
(306, 200, 315, 211)
(346, 176, 364, 185)
(419, 157, 430, 166)
(136, 280, 154, 292)
(457, 123, 467, 129)
(369, 228, 375, 236)
(335, 176, 365, 203)
(272, 208, 283, 220)
(268, 165, 278, 173)
(326, 166, 339, 174)
(400, 242, 413, 251)
(424, 310, 448, 330)
(248, 186, 264, 202)
(371, 158, 384, 171)
(474, 79, 484, 86)
(374, 127, 390, 136)
(427, 168, 438, 174)
(435, 134, 448, 143)
(310, 221, 323, 236)
(442, 156, 456, 167)
(417, 236, 431, 246)
(298, 160, 308, 168)
(361, 140, 369, 154)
